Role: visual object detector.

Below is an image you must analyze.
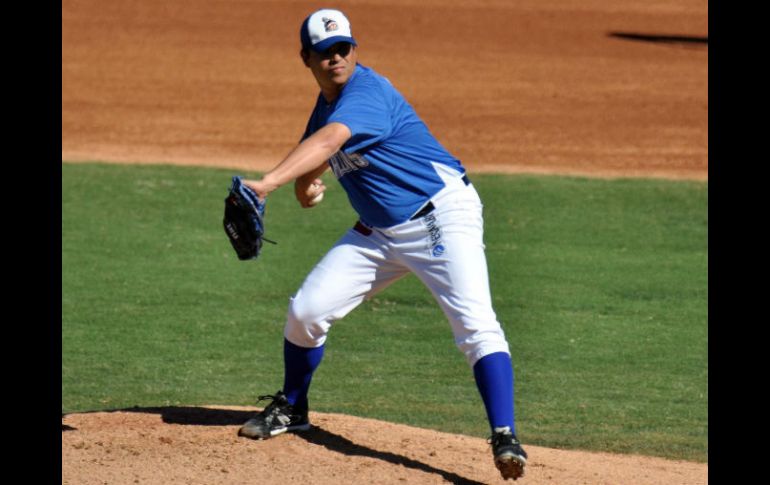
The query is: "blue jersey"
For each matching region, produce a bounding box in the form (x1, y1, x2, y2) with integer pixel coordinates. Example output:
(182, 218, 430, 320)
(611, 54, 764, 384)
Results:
(302, 64, 465, 228)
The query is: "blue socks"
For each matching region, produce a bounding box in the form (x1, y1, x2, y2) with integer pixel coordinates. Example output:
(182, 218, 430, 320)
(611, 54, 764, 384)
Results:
(282, 338, 325, 411)
(473, 351, 516, 435)
(283, 340, 515, 435)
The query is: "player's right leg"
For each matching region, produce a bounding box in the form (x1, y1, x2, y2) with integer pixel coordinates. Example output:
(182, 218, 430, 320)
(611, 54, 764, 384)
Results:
(238, 226, 407, 439)
(396, 177, 527, 479)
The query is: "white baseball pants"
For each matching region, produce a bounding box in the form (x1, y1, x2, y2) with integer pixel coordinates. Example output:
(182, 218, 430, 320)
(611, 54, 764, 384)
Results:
(284, 166, 510, 367)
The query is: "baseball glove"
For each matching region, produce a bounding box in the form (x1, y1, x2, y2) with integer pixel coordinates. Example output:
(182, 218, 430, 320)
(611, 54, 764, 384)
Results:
(223, 176, 274, 260)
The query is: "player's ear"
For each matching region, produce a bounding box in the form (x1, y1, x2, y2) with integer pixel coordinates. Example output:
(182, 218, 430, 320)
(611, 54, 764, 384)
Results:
(300, 48, 311, 67)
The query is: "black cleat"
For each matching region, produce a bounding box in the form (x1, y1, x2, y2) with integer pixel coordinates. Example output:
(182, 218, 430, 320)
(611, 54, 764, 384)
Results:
(489, 426, 528, 480)
(237, 391, 311, 439)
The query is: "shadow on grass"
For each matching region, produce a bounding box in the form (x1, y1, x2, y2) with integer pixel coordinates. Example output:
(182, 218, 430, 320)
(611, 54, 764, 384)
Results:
(62, 406, 486, 485)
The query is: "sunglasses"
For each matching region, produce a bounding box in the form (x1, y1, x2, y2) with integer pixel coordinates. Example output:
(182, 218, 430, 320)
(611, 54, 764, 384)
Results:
(320, 42, 353, 59)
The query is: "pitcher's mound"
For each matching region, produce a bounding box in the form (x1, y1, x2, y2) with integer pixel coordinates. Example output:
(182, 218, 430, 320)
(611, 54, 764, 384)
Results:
(62, 405, 706, 485)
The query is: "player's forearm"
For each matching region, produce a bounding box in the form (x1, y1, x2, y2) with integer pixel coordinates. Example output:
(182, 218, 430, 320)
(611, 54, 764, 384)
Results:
(262, 123, 350, 193)
(296, 162, 328, 187)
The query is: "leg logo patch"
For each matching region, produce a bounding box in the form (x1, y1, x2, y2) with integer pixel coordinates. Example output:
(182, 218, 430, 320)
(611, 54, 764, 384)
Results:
(423, 213, 445, 257)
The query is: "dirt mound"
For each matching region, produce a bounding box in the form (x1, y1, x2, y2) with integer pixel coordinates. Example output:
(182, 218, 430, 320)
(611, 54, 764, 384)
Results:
(62, 406, 706, 485)
(62, 0, 707, 180)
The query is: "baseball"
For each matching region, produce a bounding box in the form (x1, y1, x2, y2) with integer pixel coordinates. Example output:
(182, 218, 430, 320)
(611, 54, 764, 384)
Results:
(308, 185, 324, 206)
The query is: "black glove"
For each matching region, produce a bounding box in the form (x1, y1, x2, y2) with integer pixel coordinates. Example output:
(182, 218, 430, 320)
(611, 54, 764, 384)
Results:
(223, 176, 273, 260)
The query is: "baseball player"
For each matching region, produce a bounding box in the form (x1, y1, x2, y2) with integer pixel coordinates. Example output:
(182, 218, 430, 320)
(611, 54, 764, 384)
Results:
(238, 8, 527, 480)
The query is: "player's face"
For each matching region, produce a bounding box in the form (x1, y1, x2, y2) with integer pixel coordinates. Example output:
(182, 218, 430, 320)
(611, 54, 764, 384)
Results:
(303, 42, 358, 99)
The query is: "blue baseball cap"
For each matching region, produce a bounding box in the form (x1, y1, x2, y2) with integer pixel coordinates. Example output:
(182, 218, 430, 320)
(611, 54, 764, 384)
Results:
(300, 8, 357, 52)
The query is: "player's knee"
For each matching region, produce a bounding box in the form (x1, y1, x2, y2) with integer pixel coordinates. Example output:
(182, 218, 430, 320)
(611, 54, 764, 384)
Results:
(285, 295, 330, 347)
(287, 290, 328, 324)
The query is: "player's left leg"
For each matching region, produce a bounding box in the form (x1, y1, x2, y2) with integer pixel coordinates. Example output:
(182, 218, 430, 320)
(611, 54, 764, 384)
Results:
(239, 226, 409, 440)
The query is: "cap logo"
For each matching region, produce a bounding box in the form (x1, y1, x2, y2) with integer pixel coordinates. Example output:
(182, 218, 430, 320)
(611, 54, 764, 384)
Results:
(322, 17, 339, 32)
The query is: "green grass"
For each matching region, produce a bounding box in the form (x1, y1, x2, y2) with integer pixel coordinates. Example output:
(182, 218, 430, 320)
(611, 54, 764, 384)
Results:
(62, 162, 707, 462)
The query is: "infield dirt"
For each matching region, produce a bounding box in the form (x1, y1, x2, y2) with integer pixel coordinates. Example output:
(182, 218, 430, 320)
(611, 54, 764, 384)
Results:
(62, 0, 708, 483)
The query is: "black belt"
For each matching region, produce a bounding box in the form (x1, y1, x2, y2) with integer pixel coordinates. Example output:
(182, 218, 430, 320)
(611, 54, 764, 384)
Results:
(409, 174, 470, 221)
(355, 175, 472, 232)
(353, 220, 372, 236)
(410, 201, 435, 220)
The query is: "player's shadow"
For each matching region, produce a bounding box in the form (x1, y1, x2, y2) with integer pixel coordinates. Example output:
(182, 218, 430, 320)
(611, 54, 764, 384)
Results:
(64, 406, 485, 485)
(295, 426, 486, 485)
(123, 405, 253, 425)
(62, 405, 252, 431)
